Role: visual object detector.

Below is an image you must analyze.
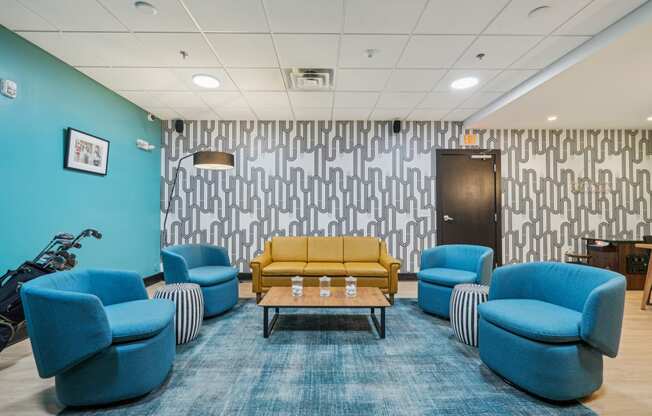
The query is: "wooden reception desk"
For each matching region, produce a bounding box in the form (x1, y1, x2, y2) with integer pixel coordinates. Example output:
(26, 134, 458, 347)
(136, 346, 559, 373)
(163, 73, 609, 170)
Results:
(583, 238, 650, 290)
(635, 243, 652, 310)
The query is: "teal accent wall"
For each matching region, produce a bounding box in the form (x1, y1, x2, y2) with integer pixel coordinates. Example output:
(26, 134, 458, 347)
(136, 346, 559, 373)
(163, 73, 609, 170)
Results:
(0, 26, 161, 277)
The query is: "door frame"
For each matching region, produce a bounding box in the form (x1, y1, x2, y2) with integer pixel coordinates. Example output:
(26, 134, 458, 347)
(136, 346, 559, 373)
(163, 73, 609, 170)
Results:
(435, 148, 502, 266)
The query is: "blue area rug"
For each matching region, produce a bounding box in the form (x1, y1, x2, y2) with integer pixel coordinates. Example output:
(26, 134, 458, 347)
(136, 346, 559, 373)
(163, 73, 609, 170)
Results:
(63, 299, 595, 415)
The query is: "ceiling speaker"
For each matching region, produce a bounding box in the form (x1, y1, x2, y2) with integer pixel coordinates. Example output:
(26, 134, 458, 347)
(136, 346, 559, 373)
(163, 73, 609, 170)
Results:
(174, 119, 184, 134)
(392, 120, 401, 134)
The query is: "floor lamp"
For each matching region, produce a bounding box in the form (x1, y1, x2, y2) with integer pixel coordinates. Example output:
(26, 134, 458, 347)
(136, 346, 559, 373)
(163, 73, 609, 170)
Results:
(163, 150, 234, 245)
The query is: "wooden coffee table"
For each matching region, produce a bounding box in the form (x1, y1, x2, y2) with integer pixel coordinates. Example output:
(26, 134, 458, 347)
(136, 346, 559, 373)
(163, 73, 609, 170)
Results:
(258, 286, 391, 339)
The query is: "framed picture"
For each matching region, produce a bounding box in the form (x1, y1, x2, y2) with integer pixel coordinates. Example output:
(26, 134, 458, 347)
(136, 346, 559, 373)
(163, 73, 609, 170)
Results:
(64, 128, 110, 176)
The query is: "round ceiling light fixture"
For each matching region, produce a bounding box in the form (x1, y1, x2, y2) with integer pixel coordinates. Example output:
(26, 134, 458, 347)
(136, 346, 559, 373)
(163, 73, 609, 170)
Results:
(647, 115, 652, 121)
(192, 74, 221, 89)
(528, 5, 551, 19)
(547, 115, 558, 122)
(451, 77, 479, 90)
(134, 1, 158, 15)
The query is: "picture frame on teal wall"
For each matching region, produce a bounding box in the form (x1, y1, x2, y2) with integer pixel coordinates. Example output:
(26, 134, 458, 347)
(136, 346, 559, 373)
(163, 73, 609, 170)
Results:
(64, 128, 110, 176)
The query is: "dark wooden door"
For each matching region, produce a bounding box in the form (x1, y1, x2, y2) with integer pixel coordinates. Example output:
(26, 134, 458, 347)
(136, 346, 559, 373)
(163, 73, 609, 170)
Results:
(436, 149, 501, 264)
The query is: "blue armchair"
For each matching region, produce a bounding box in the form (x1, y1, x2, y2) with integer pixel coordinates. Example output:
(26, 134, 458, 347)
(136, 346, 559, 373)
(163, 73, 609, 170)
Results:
(20, 269, 175, 407)
(478, 262, 626, 401)
(161, 244, 238, 317)
(417, 244, 494, 318)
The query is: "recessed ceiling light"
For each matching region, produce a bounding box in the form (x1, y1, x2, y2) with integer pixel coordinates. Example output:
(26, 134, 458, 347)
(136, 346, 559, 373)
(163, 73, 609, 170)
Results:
(192, 74, 220, 89)
(451, 77, 479, 90)
(134, 1, 158, 15)
(547, 115, 558, 122)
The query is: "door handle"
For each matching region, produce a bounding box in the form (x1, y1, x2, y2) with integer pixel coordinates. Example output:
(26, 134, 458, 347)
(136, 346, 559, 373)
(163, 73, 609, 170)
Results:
(443, 214, 454, 222)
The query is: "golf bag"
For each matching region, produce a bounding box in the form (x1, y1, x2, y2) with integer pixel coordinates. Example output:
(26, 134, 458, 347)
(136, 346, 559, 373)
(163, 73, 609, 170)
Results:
(0, 229, 102, 352)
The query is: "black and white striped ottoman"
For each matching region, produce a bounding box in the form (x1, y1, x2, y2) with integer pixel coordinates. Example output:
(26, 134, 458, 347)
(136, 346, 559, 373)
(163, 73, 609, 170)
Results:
(449, 284, 489, 347)
(154, 283, 204, 345)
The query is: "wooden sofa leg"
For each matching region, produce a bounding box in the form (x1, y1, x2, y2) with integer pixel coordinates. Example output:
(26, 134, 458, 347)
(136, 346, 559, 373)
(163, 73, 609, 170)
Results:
(389, 294, 395, 305)
(256, 293, 262, 303)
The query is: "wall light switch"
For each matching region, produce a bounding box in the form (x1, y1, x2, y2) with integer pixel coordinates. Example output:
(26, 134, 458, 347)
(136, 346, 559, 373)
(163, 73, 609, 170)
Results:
(1, 79, 17, 99)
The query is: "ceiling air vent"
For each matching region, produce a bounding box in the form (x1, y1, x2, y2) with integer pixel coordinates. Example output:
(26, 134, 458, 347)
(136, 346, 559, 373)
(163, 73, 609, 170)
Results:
(285, 68, 334, 91)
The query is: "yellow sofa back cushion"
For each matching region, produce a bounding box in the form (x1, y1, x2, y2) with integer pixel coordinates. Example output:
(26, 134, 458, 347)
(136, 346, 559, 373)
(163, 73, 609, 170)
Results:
(271, 237, 307, 262)
(307, 237, 343, 262)
(343, 236, 380, 262)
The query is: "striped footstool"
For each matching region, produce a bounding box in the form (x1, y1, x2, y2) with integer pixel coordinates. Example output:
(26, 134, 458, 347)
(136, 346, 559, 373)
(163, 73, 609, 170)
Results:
(154, 283, 204, 345)
(449, 284, 489, 347)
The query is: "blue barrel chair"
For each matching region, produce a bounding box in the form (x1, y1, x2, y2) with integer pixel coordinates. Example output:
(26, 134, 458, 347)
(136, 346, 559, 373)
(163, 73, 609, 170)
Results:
(478, 262, 626, 401)
(161, 244, 238, 317)
(417, 244, 494, 318)
(20, 269, 176, 407)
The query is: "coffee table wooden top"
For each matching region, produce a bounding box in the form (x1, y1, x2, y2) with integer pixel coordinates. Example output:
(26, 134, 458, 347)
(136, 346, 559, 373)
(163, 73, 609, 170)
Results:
(258, 287, 390, 308)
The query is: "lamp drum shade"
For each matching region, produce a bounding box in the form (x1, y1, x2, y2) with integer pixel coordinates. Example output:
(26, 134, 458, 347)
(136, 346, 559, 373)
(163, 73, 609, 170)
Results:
(193, 151, 234, 170)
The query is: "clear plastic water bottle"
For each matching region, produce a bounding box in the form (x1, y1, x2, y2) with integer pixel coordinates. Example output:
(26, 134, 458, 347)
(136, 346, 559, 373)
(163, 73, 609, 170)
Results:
(319, 276, 331, 297)
(345, 276, 357, 297)
(291, 276, 303, 297)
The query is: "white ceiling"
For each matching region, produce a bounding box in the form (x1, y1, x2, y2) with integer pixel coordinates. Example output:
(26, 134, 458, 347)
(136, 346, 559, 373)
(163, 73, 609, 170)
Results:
(468, 18, 652, 128)
(1, 0, 647, 121)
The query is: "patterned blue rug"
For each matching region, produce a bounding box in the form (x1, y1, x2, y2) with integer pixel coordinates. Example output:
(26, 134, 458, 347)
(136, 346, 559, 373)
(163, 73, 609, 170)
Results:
(63, 299, 595, 415)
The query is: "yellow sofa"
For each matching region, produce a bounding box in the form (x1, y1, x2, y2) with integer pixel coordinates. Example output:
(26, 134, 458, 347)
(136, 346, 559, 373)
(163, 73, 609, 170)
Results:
(250, 236, 401, 303)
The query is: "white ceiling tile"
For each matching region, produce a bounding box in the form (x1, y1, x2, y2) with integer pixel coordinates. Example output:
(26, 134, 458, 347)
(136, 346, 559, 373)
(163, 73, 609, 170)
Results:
(415, 0, 509, 34)
(511, 36, 590, 69)
(176, 107, 219, 120)
(418, 91, 473, 109)
(455, 36, 542, 69)
(228, 68, 285, 91)
(116, 91, 167, 108)
(132, 33, 219, 67)
(0, 0, 56, 30)
(334, 92, 379, 108)
(482, 70, 536, 92)
(207, 34, 278, 67)
(199, 92, 247, 109)
(332, 108, 371, 120)
(407, 109, 450, 120)
(145, 108, 181, 120)
(294, 108, 332, 120)
(244, 92, 291, 109)
(78, 67, 182, 91)
(18, 0, 124, 31)
(385, 69, 446, 91)
(555, 0, 647, 35)
(170, 68, 237, 91)
(215, 108, 257, 120)
(344, 0, 427, 34)
(433, 69, 500, 92)
(459, 92, 502, 109)
(17, 32, 108, 67)
(339, 35, 408, 68)
(150, 92, 208, 108)
(370, 108, 410, 120)
(66, 32, 158, 67)
(254, 108, 294, 120)
(99, 0, 196, 32)
(398, 36, 475, 68)
(336, 69, 392, 91)
(485, 0, 592, 35)
(377, 92, 425, 108)
(444, 108, 476, 120)
(263, 0, 343, 33)
(274, 34, 339, 68)
(184, 0, 269, 32)
(288, 92, 334, 108)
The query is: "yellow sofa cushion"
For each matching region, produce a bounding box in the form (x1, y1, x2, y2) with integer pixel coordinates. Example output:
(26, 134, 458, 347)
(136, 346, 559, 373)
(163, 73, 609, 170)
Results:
(271, 237, 307, 262)
(303, 262, 347, 276)
(343, 237, 380, 262)
(262, 276, 387, 288)
(263, 262, 306, 276)
(307, 237, 343, 262)
(344, 262, 388, 277)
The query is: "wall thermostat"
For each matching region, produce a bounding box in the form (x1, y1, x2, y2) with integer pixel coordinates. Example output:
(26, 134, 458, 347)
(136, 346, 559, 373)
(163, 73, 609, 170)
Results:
(1, 79, 17, 99)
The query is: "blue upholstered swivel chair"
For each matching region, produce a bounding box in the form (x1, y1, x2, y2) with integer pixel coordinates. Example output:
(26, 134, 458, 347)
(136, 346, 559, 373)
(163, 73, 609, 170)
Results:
(478, 262, 626, 401)
(417, 245, 494, 318)
(161, 244, 238, 317)
(20, 269, 176, 407)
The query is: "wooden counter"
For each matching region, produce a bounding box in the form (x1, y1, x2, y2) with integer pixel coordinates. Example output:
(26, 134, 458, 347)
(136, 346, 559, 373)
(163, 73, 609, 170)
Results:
(635, 243, 652, 310)
(583, 238, 650, 290)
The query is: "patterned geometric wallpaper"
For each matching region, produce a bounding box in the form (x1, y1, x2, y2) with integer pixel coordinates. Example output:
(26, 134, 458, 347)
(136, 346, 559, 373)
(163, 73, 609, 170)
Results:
(161, 121, 651, 272)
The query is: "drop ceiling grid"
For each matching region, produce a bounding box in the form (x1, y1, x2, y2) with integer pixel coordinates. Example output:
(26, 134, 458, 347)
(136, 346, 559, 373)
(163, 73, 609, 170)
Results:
(3, 0, 639, 120)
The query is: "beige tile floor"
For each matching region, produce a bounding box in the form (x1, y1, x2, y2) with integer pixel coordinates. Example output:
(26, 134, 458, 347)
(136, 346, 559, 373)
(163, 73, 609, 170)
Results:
(0, 282, 650, 415)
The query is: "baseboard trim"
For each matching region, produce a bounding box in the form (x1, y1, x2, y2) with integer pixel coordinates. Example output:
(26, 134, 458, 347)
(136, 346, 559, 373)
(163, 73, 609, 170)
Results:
(399, 273, 417, 281)
(144, 272, 163, 287)
(147, 272, 413, 286)
(239, 272, 252, 281)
